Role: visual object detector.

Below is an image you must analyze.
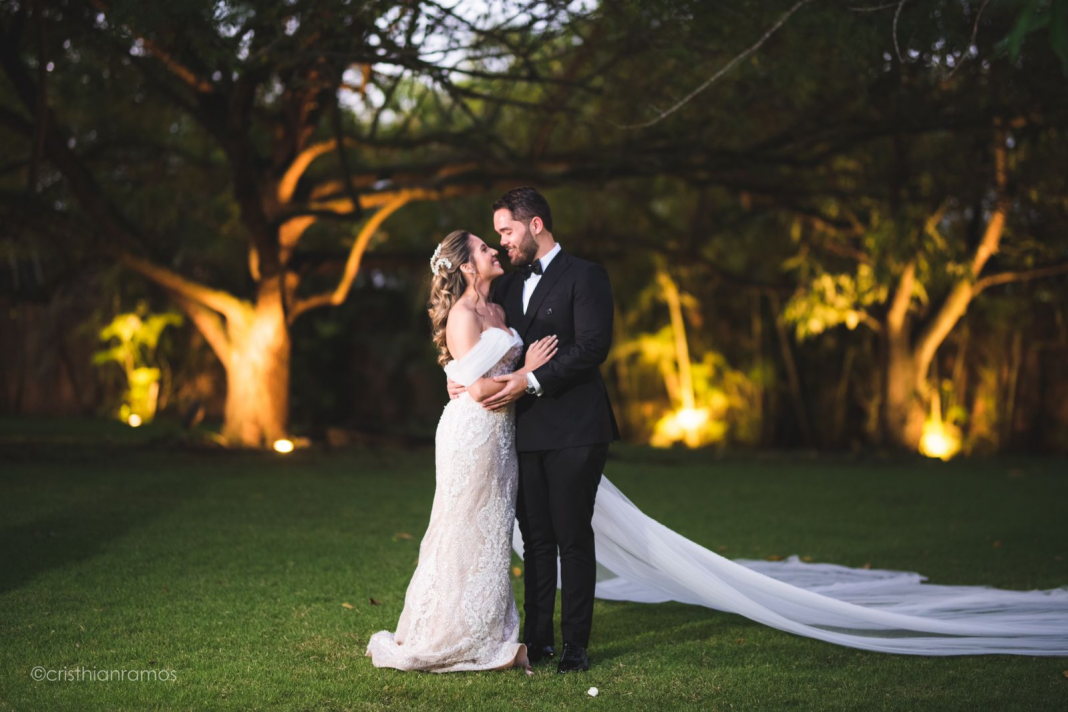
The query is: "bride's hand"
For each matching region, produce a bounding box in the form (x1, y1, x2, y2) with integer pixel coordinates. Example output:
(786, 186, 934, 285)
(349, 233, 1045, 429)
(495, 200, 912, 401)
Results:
(523, 335, 558, 372)
(446, 378, 466, 400)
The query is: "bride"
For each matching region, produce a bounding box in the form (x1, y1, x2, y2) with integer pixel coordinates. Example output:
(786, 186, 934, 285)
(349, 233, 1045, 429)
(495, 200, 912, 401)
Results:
(367, 231, 1068, 672)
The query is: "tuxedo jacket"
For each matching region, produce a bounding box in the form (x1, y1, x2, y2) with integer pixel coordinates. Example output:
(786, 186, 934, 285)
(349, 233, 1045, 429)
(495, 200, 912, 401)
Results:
(491, 250, 621, 452)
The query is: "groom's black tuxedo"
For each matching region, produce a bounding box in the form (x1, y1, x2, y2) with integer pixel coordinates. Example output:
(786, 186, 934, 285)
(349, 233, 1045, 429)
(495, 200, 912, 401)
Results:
(491, 248, 620, 652)
(491, 250, 620, 452)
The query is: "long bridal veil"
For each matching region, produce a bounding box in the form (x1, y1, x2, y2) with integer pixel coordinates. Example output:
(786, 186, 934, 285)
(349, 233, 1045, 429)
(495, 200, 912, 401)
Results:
(511, 476, 1068, 656)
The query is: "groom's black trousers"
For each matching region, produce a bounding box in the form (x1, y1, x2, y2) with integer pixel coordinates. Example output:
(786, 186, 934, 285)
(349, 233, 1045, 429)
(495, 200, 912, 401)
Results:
(516, 443, 609, 649)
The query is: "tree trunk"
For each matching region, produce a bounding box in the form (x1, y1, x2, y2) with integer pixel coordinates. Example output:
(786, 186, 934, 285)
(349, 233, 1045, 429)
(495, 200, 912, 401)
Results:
(769, 294, 813, 446)
(830, 344, 855, 446)
(883, 316, 926, 450)
(220, 280, 291, 448)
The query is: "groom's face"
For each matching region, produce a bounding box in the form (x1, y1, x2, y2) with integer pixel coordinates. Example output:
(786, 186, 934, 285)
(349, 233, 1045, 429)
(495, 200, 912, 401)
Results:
(494, 208, 538, 268)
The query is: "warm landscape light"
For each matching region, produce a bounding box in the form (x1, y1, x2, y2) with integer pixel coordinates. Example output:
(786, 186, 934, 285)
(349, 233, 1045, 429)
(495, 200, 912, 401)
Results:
(273, 439, 295, 454)
(919, 420, 960, 461)
(675, 407, 709, 431)
(128, 414, 142, 427)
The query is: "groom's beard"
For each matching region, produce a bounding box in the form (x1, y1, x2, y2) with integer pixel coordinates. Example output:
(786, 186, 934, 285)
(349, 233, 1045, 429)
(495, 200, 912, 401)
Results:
(509, 234, 538, 268)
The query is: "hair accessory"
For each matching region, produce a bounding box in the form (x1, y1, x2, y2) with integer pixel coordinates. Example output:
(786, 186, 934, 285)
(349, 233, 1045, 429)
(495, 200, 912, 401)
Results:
(429, 243, 453, 276)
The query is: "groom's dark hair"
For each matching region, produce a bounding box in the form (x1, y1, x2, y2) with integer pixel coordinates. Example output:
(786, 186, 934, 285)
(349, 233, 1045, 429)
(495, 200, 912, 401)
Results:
(493, 186, 553, 233)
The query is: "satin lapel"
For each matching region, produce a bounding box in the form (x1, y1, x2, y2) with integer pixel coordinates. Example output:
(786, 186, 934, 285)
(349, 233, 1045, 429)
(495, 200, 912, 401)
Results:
(506, 272, 526, 330)
(521, 252, 572, 340)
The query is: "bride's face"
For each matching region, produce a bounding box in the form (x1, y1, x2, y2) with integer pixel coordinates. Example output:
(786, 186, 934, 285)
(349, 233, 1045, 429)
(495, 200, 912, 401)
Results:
(465, 235, 504, 282)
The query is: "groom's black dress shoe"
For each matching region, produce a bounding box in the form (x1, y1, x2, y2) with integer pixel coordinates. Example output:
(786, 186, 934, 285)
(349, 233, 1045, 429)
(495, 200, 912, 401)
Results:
(525, 643, 555, 665)
(556, 642, 589, 673)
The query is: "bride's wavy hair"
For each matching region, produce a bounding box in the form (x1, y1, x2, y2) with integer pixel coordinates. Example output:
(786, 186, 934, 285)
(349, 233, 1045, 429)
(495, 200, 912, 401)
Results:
(427, 230, 474, 367)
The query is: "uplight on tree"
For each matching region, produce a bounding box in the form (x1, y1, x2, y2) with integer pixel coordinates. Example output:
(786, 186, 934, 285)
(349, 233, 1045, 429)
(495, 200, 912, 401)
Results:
(918, 393, 961, 460)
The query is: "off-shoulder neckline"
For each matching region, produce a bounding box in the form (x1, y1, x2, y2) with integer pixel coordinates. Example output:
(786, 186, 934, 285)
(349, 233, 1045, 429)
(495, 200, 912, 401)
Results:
(479, 326, 519, 337)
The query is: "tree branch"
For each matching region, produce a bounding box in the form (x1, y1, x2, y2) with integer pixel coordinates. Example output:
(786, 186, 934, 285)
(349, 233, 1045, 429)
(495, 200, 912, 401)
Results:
(887, 260, 915, 332)
(970, 140, 1009, 276)
(328, 70, 363, 221)
(278, 139, 342, 205)
(912, 134, 1010, 376)
(170, 294, 232, 365)
(89, 0, 214, 94)
(307, 184, 472, 215)
(287, 191, 414, 324)
(974, 261, 1068, 293)
(120, 253, 248, 322)
(892, 0, 908, 64)
(861, 312, 884, 332)
(943, 0, 993, 81)
(611, 0, 817, 129)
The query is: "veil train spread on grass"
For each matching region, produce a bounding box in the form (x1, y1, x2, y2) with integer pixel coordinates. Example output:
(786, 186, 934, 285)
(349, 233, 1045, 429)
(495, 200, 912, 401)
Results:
(511, 476, 1068, 656)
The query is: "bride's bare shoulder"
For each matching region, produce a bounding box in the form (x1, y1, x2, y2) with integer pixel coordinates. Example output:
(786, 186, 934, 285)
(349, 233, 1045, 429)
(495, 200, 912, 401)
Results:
(445, 301, 481, 357)
(446, 300, 479, 331)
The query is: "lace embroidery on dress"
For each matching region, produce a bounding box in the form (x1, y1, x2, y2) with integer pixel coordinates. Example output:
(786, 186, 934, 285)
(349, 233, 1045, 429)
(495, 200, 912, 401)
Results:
(366, 327, 529, 672)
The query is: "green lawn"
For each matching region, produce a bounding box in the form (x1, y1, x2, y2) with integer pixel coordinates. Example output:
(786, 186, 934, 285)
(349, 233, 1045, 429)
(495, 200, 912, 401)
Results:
(1, 417, 1067, 711)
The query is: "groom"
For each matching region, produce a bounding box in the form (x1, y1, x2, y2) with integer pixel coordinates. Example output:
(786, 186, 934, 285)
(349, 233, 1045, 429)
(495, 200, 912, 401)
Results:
(450, 186, 619, 673)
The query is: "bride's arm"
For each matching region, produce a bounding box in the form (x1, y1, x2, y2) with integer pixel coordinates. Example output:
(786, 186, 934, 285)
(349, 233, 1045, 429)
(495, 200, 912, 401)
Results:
(469, 337, 556, 402)
(467, 376, 508, 403)
(446, 308, 508, 403)
(472, 377, 508, 401)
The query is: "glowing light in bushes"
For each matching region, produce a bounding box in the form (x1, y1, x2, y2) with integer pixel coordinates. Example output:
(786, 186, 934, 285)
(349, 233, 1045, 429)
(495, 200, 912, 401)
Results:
(919, 420, 960, 460)
(128, 414, 142, 427)
(675, 407, 709, 431)
(273, 439, 295, 454)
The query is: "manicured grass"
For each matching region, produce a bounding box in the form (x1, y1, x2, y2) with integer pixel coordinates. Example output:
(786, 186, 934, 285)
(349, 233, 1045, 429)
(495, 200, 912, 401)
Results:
(1, 417, 1067, 710)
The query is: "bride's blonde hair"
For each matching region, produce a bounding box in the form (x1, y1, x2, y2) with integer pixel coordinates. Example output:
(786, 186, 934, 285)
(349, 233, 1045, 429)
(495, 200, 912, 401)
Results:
(427, 230, 474, 367)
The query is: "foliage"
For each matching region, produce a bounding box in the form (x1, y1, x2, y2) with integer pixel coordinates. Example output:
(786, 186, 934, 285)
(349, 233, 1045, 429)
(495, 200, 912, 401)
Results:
(92, 303, 183, 423)
(2, 0, 1067, 451)
(781, 264, 888, 341)
(1000, 0, 1068, 73)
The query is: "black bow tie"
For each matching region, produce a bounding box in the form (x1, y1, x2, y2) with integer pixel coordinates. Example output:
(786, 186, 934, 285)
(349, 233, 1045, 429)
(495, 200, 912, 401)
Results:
(519, 261, 543, 278)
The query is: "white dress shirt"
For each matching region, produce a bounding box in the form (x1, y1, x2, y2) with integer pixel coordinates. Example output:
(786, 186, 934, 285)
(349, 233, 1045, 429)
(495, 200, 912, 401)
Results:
(522, 242, 561, 396)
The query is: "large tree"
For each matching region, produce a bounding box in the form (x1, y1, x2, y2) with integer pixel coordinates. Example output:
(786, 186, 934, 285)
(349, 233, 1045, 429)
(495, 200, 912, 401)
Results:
(4, 0, 1065, 451)
(0, 0, 630, 446)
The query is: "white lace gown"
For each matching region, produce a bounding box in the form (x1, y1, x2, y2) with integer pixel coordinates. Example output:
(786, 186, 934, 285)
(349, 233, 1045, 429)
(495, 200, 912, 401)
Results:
(366, 327, 529, 672)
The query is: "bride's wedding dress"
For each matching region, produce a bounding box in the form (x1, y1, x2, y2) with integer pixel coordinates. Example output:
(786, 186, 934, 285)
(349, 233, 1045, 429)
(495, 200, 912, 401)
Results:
(514, 479, 1068, 656)
(369, 325, 1068, 667)
(366, 327, 528, 672)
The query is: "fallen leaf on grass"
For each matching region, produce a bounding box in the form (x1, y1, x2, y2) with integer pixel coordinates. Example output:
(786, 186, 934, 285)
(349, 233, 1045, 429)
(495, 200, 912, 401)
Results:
(342, 602, 354, 609)
(993, 540, 1002, 548)
(512, 567, 522, 577)
(801, 556, 813, 562)
(765, 554, 784, 561)
(736, 638, 745, 645)
(369, 598, 381, 606)
(1062, 670, 1068, 679)
(392, 532, 414, 542)
(861, 563, 871, 569)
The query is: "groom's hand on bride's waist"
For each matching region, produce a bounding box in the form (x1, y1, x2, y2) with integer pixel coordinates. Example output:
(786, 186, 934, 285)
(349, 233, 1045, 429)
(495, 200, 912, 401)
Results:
(446, 378, 466, 400)
(482, 372, 526, 411)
